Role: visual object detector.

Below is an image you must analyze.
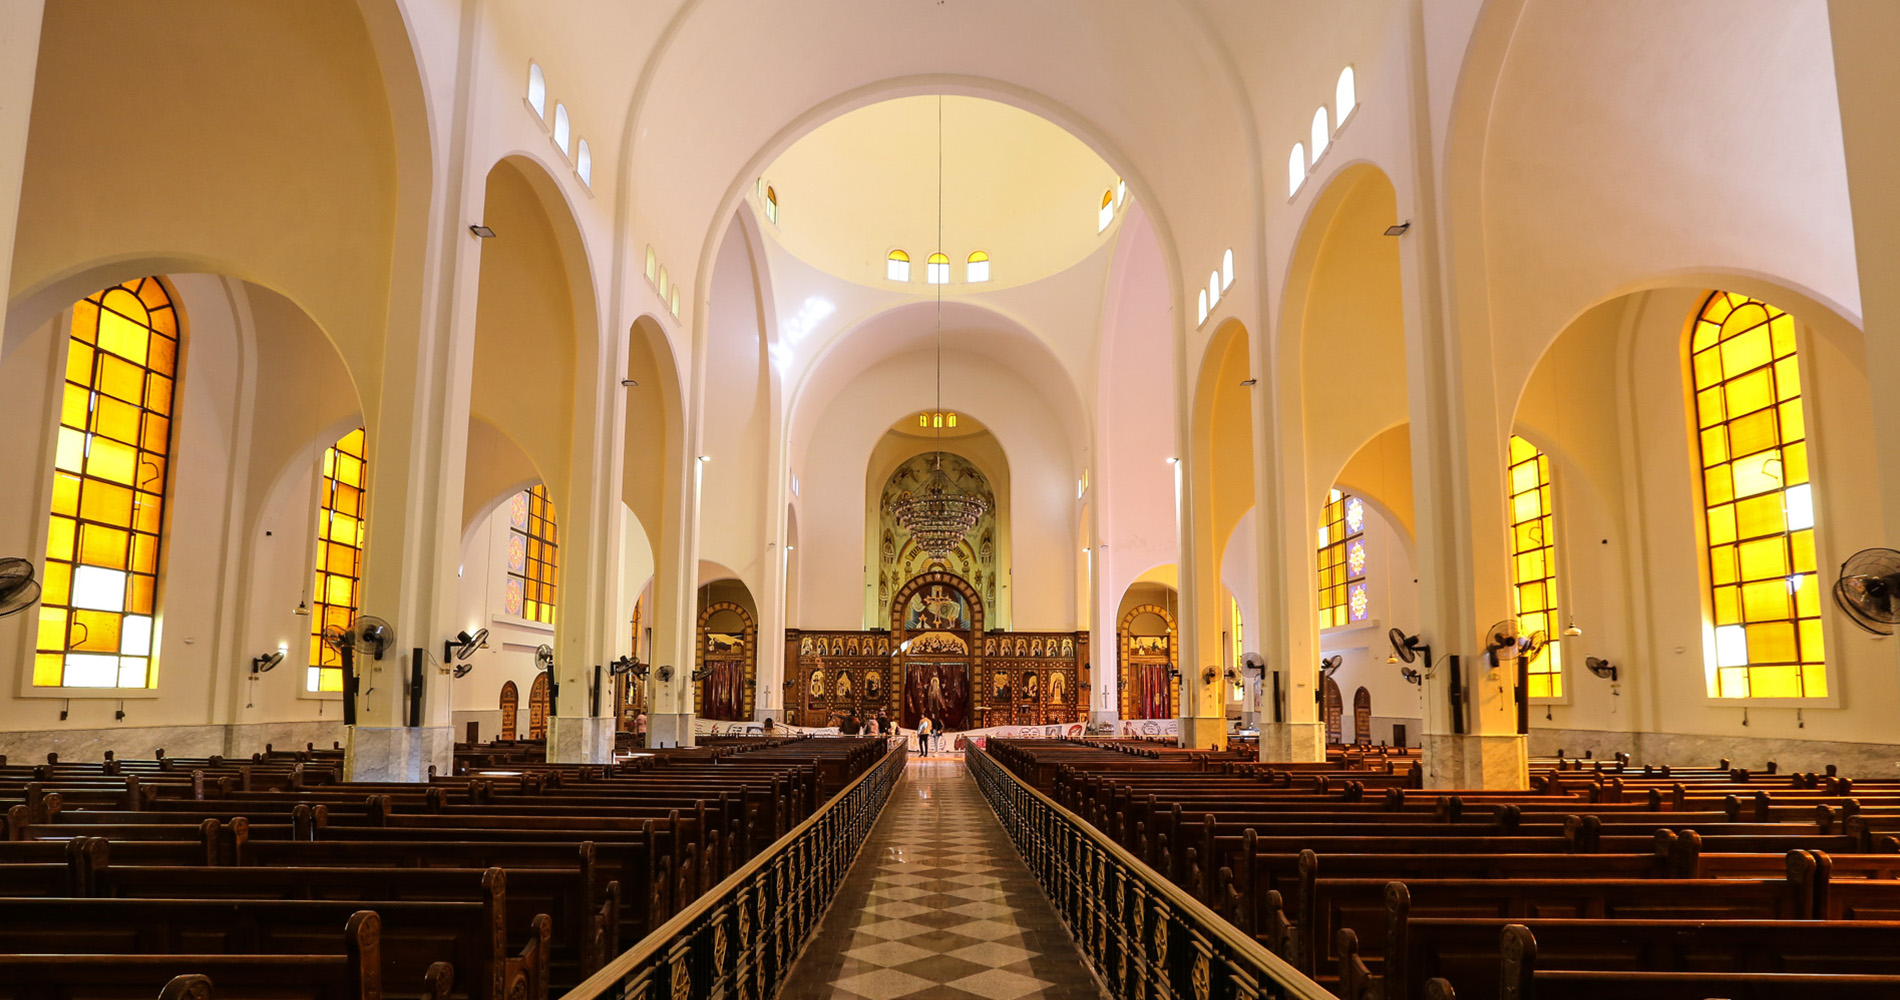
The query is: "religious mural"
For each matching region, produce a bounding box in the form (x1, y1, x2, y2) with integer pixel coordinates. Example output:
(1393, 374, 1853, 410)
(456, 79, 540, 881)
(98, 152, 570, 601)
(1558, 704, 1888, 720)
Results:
(905, 584, 971, 631)
(877, 453, 998, 613)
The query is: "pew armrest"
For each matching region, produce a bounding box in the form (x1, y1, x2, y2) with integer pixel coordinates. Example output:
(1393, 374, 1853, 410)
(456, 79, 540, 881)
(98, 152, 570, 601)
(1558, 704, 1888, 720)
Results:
(158, 975, 214, 1000)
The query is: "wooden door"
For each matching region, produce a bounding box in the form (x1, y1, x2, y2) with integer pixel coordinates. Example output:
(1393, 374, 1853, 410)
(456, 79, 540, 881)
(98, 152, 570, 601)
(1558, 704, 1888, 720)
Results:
(528, 673, 550, 740)
(499, 681, 518, 741)
(1353, 686, 1372, 745)
(1323, 677, 1343, 744)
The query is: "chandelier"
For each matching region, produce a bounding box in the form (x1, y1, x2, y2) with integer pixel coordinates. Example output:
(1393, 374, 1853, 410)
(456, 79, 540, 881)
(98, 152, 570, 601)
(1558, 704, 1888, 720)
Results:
(887, 95, 986, 558)
(891, 457, 988, 557)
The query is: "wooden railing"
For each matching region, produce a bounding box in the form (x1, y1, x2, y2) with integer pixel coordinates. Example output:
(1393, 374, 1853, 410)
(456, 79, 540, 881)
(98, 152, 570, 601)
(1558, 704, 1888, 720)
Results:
(561, 741, 907, 1000)
(967, 743, 1335, 1000)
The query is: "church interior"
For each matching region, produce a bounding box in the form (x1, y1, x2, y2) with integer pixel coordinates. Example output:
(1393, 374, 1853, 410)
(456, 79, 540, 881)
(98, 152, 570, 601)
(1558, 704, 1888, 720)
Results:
(3, 2, 1900, 998)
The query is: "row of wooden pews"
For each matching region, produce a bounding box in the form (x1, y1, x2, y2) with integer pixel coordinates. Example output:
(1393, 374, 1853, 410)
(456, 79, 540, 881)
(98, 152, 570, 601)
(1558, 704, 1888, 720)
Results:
(987, 738, 1900, 999)
(0, 735, 888, 1000)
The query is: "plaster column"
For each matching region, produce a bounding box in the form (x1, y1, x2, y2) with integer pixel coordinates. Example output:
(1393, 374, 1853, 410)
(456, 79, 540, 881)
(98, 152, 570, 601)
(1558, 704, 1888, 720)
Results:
(344, 5, 477, 781)
(0, 2, 43, 327)
(1256, 304, 1325, 762)
(644, 444, 700, 748)
(1830, 2, 1900, 566)
(546, 307, 622, 764)
(751, 432, 791, 724)
(1398, 1, 1524, 789)
(1088, 507, 1120, 727)
(1176, 436, 1227, 749)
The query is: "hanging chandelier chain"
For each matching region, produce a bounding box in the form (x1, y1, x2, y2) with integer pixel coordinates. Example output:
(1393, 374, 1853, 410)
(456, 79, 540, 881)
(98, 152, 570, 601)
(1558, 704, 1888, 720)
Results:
(886, 94, 987, 559)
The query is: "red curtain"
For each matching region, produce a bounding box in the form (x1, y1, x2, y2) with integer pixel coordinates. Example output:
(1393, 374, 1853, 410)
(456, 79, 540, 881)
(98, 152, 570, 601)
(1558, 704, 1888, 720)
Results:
(1136, 663, 1173, 719)
(704, 659, 746, 720)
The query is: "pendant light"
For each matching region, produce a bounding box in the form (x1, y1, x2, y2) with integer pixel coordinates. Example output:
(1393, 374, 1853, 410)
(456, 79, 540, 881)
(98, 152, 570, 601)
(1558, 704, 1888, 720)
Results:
(888, 96, 988, 557)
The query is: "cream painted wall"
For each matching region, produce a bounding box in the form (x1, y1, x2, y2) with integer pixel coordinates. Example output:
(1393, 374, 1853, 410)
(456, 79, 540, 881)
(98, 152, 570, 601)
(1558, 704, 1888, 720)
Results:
(450, 495, 560, 739)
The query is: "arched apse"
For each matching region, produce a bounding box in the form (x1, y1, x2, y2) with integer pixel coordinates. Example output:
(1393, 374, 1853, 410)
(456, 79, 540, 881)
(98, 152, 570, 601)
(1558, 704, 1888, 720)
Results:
(5, 1, 417, 420)
(789, 302, 1088, 633)
(1093, 202, 1178, 681)
(469, 155, 599, 511)
(698, 213, 775, 598)
(1282, 164, 1405, 500)
(622, 313, 684, 560)
(1464, 0, 1859, 417)
(1507, 281, 1891, 765)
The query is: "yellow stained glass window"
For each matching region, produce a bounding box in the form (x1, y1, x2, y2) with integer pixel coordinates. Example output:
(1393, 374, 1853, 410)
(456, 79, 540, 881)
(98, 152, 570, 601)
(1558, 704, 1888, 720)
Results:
(507, 484, 559, 625)
(1691, 291, 1824, 698)
(37, 278, 179, 689)
(1317, 488, 1368, 630)
(308, 427, 367, 693)
(763, 185, 778, 225)
(1507, 436, 1564, 698)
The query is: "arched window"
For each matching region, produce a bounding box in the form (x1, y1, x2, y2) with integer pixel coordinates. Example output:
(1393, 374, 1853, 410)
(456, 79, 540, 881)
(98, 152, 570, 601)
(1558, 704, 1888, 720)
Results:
(309, 427, 368, 693)
(886, 249, 910, 282)
(644, 246, 657, 283)
(1336, 67, 1357, 127)
(926, 252, 950, 285)
(1691, 291, 1823, 698)
(1311, 107, 1331, 160)
(1116, 179, 1127, 207)
(1197, 289, 1209, 326)
(1318, 489, 1368, 630)
(1222, 249, 1234, 291)
(1208, 271, 1221, 308)
(1098, 189, 1115, 232)
(527, 62, 546, 120)
(763, 186, 778, 225)
(1288, 143, 1306, 197)
(657, 266, 670, 299)
(966, 250, 990, 283)
(36, 278, 180, 689)
(552, 103, 571, 157)
(575, 139, 591, 188)
(506, 484, 559, 625)
(669, 288, 680, 318)
(1507, 435, 1562, 698)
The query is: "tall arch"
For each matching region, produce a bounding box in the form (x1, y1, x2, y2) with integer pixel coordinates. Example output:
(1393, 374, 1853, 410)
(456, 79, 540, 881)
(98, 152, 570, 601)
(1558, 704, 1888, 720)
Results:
(1118, 602, 1177, 720)
(499, 680, 519, 741)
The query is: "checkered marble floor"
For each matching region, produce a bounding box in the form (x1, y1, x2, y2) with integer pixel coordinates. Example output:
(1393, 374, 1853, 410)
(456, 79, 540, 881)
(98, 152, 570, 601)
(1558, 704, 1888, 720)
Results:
(777, 756, 1108, 1000)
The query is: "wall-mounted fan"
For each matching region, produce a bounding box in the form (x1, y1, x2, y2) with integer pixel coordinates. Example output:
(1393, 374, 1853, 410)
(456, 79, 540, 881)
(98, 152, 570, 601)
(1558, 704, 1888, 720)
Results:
(345, 616, 396, 661)
(1388, 628, 1429, 669)
(444, 628, 489, 666)
(1240, 652, 1265, 678)
(1400, 665, 1422, 685)
(1320, 655, 1342, 680)
(251, 651, 284, 675)
(1834, 547, 1900, 636)
(0, 558, 42, 618)
(609, 655, 647, 678)
(1585, 656, 1618, 681)
(534, 644, 555, 672)
(690, 666, 712, 682)
(1482, 618, 1547, 670)
(656, 664, 675, 683)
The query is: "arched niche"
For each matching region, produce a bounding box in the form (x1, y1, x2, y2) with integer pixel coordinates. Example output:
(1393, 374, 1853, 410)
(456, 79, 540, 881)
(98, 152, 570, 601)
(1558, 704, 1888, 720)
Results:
(695, 599, 757, 722)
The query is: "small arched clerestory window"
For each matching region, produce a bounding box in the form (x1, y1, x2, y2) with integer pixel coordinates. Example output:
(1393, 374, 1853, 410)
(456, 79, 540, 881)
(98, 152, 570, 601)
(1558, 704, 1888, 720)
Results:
(1197, 289, 1209, 326)
(1288, 143, 1307, 197)
(575, 139, 591, 188)
(657, 266, 670, 300)
(967, 250, 990, 283)
(1691, 291, 1824, 698)
(552, 103, 571, 157)
(644, 246, 657, 283)
(1336, 67, 1357, 128)
(763, 186, 778, 225)
(527, 62, 546, 120)
(926, 252, 950, 285)
(886, 250, 910, 282)
(1222, 249, 1234, 291)
(1208, 271, 1221, 308)
(37, 278, 181, 689)
(1311, 107, 1331, 161)
(1098, 189, 1115, 232)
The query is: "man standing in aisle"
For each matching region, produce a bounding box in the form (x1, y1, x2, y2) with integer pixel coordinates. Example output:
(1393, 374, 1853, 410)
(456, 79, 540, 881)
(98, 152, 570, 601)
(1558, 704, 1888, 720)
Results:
(916, 715, 933, 756)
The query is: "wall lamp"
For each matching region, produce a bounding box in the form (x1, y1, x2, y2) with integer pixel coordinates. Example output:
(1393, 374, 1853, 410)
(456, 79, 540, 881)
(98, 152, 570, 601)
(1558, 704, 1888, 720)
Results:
(469, 224, 497, 238)
(1383, 222, 1411, 237)
(1240, 378, 1258, 386)
(620, 379, 639, 387)
(697, 455, 712, 463)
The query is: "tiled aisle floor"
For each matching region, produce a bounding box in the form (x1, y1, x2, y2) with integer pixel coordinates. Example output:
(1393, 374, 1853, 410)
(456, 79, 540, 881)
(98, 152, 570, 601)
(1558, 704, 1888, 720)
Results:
(777, 756, 1108, 1000)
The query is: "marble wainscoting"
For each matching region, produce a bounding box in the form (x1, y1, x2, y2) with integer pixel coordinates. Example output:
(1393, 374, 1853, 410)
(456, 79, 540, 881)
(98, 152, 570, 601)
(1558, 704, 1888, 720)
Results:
(1529, 727, 1900, 775)
(0, 720, 349, 762)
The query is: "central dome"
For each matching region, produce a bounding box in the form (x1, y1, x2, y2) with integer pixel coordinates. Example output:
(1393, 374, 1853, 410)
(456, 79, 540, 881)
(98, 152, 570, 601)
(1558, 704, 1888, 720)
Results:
(760, 96, 1123, 291)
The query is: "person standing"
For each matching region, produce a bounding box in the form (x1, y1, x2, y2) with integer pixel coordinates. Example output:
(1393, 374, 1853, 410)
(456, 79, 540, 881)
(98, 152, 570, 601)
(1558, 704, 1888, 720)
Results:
(634, 711, 648, 749)
(916, 715, 932, 756)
